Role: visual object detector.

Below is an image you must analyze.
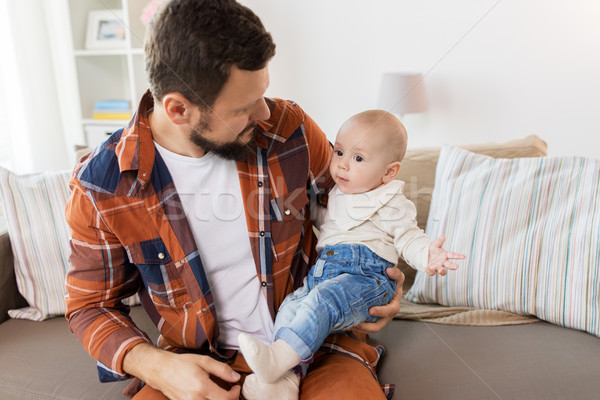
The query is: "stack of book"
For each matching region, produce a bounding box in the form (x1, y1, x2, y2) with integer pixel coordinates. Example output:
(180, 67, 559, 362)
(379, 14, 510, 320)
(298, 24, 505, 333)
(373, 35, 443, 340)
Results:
(93, 99, 132, 120)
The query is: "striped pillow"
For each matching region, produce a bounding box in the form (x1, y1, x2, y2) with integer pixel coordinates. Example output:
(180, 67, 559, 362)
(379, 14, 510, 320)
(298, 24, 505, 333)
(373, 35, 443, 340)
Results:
(0, 167, 71, 321)
(406, 146, 600, 338)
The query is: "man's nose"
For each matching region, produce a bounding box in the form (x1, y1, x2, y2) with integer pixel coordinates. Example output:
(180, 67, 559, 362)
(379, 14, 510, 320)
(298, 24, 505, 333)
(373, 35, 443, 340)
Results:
(250, 98, 271, 122)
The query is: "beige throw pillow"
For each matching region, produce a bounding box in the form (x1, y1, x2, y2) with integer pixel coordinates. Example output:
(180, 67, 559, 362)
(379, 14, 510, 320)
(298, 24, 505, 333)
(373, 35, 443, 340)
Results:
(0, 168, 72, 320)
(406, 145, 600, 338)
(396, 135, 547, 292)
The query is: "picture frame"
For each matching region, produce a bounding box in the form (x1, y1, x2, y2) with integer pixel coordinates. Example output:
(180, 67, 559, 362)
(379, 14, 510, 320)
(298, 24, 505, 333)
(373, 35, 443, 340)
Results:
(85, 10, 127, 50)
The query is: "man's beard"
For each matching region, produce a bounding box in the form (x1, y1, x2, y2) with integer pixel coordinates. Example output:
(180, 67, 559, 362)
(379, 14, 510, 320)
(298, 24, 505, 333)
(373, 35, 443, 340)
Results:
(189, 115, 257, 162)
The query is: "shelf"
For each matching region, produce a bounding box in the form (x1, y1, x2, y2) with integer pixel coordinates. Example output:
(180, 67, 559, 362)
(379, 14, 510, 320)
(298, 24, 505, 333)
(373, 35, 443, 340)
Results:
(61, 0, 148, 150)
(75, 55, 131, 120)
(83, 119, 130, 126)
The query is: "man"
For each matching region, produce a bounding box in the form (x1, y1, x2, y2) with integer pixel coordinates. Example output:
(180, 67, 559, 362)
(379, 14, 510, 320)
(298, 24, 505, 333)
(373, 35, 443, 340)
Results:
(65, 1, 403, 399)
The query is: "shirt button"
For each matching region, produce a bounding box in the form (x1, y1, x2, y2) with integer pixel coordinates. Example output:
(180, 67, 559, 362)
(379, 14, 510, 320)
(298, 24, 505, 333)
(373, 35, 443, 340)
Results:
(326, 250, 334, 256)
(157, 210, 163, 217)
(201, 307, 208, 313)
(261, 281, 267, 287)
(259, 231, 265, 237)
(158, 252, 165, 260)
(284, 209, 291, 216)
(257, 181, 263, 187)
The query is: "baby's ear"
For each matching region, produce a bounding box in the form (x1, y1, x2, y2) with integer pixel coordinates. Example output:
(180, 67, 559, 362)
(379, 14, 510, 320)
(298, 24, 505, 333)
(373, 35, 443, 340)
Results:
(382, 161, 402, 184)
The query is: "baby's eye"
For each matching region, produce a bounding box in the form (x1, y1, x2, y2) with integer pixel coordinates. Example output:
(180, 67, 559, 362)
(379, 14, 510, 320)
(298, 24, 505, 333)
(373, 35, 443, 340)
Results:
(354, 155, 363, 162)
(335, 150, 343, 157)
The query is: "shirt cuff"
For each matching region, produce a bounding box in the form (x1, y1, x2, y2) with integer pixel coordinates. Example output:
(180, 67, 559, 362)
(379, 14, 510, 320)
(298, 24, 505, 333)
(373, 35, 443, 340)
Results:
(404, 238, 430, 271)
(97, 335, 152, 382)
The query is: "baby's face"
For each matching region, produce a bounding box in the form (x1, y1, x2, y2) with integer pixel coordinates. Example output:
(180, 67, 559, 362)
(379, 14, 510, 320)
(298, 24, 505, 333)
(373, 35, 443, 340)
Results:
(330, 122, 391, 195)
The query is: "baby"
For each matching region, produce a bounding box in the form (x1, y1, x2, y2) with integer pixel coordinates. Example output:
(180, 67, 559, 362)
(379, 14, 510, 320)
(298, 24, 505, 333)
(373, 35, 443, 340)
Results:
(239, 110, 465, 399)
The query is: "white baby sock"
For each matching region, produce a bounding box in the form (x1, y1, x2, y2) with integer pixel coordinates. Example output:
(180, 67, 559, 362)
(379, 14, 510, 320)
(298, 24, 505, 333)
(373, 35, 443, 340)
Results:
(242, 370, 300, 400)
(238, 333, 301, 383)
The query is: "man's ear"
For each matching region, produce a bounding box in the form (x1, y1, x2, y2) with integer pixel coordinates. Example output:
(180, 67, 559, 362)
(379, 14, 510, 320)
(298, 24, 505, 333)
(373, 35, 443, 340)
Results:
(382, 161, 402, 184)
(162, 93, 197, 126)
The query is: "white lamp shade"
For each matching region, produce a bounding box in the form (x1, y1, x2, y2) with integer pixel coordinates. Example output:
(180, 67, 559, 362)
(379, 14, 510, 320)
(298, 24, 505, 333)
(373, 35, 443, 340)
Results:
(377, 73, 427, 115)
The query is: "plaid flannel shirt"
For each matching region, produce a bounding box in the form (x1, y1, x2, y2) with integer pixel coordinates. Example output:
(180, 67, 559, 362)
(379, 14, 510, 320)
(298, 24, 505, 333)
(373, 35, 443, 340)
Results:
(65, 92, 394, 398)
(65, 91, 333, 381)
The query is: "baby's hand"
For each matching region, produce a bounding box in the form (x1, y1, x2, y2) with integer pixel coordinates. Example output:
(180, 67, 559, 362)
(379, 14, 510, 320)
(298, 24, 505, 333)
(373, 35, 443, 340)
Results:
(426, 235, 465, 276)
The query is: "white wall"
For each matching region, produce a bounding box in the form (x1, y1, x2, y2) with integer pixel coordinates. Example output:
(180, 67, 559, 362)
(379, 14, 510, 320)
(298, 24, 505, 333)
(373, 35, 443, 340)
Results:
(0, 0, 69, 173)
(240, 0, 600, 158)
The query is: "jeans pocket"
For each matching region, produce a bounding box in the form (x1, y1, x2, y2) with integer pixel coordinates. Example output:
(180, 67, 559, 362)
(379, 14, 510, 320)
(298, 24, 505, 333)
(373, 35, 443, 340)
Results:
(310, 259, 345, 288)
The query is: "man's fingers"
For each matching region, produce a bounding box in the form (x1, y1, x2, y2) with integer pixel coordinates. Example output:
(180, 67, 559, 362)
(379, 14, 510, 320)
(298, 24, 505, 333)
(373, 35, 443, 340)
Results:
(202, 381, 240, 400)
(385, 267, 405, 285)
(194, 358, 241, 400)
(352, 267, 403, 334)
(368, 290, 401, 319)
(198, 356, 241, 383)
(206, 384, 241, 400)
(228, 385, 242, 399)
(353, 316, 392, 334)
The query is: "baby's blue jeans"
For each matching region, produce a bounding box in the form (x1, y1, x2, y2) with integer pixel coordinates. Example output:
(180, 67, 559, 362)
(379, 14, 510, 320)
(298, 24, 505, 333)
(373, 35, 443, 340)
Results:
(273, 244, 395, 360)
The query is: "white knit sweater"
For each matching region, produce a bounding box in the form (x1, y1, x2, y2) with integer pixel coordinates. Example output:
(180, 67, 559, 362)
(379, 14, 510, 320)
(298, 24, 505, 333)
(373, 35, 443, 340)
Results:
(316, 180, 430, 271)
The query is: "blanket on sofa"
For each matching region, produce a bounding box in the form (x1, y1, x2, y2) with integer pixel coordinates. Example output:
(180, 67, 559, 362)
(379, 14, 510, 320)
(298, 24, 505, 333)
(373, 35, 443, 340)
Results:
(395, 298, 539, 326)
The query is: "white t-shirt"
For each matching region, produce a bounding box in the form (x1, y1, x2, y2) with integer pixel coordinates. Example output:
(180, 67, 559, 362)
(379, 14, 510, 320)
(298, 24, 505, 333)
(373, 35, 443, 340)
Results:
(154, 142, 273, 349)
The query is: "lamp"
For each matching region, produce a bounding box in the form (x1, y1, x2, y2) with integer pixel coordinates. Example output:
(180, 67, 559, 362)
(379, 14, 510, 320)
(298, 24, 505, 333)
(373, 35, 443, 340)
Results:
(377, 73, 427, 119)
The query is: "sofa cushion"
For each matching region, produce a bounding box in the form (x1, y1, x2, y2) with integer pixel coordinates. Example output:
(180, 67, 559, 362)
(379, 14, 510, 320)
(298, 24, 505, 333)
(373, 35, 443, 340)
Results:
(0, 306, 158, 399)
(0, 168, 72, 321)
(396, 135, 547, 292)
(406, 145, 600, 338)
(372, 319, 600, 400)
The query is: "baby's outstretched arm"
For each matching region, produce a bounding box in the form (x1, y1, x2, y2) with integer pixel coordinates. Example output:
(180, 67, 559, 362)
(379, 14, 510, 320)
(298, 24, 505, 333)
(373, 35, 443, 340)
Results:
(426, 235, 465, 276)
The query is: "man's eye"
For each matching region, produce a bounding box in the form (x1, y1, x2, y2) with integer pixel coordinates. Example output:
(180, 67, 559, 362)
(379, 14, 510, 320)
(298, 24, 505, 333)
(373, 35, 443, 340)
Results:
(355, 155, 363, 162)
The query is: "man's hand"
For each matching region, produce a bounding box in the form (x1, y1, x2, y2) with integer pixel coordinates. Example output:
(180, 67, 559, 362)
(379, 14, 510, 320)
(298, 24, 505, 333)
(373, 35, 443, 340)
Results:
(123, 343, 241, 400)
(426, 235, 465, 276)
(353, 267, 404, 333)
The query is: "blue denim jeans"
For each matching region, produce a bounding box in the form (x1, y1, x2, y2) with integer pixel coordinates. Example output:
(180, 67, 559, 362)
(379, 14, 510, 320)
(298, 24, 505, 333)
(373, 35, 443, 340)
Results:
(273, 244, 395, 361)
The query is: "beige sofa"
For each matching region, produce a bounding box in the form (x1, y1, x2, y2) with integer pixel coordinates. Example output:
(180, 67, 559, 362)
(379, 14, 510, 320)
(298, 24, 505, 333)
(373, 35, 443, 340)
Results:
(1, 136, 599, 399)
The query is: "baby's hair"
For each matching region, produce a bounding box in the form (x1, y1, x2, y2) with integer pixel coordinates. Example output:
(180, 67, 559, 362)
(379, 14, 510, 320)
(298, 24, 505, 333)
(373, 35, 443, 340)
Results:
(343, 110, 408, 163)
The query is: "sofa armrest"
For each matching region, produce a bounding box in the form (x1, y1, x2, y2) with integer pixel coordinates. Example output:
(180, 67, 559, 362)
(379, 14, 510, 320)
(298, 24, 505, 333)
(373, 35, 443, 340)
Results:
(0, 231, 27, 324)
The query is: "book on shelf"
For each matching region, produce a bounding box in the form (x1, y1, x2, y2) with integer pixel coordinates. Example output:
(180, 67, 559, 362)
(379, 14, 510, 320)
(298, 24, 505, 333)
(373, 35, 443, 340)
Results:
(92, 112, 133, 120)
(93, 99, 132, 120)
(94, 99, 131, 110)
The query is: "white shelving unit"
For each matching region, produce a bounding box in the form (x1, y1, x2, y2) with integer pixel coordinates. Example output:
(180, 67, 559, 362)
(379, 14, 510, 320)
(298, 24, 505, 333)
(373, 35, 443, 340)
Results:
(58, 0, 150, 151)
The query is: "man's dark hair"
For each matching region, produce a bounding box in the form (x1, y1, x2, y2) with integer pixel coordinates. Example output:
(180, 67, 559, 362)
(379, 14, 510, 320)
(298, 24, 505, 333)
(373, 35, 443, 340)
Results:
(145, 0, 276, 109)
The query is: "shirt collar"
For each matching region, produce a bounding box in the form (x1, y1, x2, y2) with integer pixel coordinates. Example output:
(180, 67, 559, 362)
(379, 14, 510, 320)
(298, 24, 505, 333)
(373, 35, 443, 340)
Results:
(329, 180, 405, 229)
(256, 97, 303, 149)
(115, 90, 156, 185)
